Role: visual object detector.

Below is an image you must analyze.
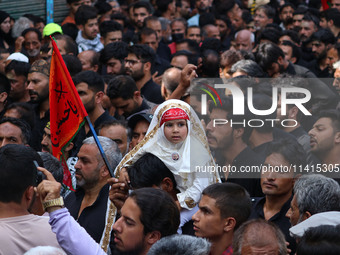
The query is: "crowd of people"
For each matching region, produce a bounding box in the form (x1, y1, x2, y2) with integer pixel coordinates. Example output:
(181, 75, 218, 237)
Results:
(0, 0, 340, 254)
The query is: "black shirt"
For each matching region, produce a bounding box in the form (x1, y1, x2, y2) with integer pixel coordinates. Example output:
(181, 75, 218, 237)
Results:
(250, 196, 297, 255)
(64, 184, 110, 243)
(141, 78, 164, 104)
(227, 146, 264, 197)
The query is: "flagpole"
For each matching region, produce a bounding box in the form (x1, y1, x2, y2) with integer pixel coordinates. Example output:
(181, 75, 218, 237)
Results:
(85, 116, 115, 177)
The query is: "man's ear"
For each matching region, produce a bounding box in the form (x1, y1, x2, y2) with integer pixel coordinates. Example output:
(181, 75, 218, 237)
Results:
(145, 230, 161, 245)
(160, 177, 174, 192)
(24, 186, 35, 207)
(161, 84, 168, 100)
(133, 90, 141, 100)
(100, 36, 104, 45)
(233, 127, 244, 139)
(95, 91, 104, 103)
(78, 24, 84, 32)
(277, 55, 285, 65)
(290, 56, 297, 64)
(0, 92, 8, 103)
(64, 142, 74, 152)
(288, 106, 299, 118)
(100, 163, 110, 178)
(223, 217, 236, 232)
(302, 211, 312, 221)
(334, 131, 340, 144)
(144, 61, 151, 72)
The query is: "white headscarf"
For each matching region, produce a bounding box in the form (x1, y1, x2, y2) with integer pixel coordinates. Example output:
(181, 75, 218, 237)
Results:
(115, 99, 220, 208)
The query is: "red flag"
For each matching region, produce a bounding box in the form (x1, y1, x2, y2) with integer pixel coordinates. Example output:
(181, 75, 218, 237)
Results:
(49, 37, 88, 190)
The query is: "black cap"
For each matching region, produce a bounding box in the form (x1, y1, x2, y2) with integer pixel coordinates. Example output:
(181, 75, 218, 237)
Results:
(128, 111, 153, 130)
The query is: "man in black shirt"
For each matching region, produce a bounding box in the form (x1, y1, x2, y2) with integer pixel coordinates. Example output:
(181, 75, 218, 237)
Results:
(249, 139, 306, 254)
(64, 136, 121, 243)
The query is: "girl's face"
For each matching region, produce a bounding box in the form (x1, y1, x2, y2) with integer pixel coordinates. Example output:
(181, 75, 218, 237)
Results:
(164, 119, 188, 144)
(1, 17, 10, 34)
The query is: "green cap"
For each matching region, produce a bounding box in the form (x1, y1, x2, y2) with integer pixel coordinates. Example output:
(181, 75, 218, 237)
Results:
(43, 23, 63, 37)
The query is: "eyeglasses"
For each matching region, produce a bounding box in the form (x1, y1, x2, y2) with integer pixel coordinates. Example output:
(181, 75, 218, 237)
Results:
(125, 59, 143, 66)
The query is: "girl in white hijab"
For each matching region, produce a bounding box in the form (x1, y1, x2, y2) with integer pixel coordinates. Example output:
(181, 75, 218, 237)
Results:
(116, 99, 220, 230)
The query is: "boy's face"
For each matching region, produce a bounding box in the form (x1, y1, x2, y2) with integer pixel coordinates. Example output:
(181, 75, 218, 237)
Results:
(163, 119, 188, 144)
(82, 18, 99, 40)
(192, 195, 226, 241)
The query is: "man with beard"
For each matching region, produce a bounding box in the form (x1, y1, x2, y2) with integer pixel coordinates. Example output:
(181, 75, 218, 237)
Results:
(73, 71, 115, 136)
(309, 29, 336, 78)
(299, 13, 319, 43)
(256, 43, 336, 108)
(279, 3, 295, 30)
(99, 41, 128, 75)
(20, 28, 42, 64)
(64, 136, 122, 243)
(27, 59, 50, 150)
(125, 44, 163, 104)
(107, 75, 155, 119)
(205, 95, 263, 196)
(5, 59, 31, 103)
(308, 109, 340, 175)
(75, 5, 103, 53)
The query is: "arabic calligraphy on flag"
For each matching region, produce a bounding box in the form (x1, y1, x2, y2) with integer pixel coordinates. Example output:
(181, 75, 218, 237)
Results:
(49, 37, 88, 160)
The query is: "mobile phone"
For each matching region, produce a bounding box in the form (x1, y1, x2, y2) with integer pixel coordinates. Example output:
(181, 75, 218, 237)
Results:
(33, 160, 43, 185)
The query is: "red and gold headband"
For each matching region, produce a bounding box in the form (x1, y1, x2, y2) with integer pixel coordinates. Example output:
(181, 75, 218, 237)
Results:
(160, 108, 189, 126)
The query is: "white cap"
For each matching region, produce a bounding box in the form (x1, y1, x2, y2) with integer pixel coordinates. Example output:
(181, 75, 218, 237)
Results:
(7, 52, 29, 63)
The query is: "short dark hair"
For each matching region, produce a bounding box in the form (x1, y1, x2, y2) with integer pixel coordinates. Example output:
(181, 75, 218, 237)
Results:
(62, 55, 82, 77)
(302, 12, 319, 29)
(99, 20, 123, 38)
(128, 153, 177, 189)
(255, 5, 276, 20)
(22, 27, 42, 41)
(317, 109, 340, 132)
(279, 3, 296, 13)
(53, 34, 79, 55)
(94, 1, 112, 15)
(256, 42, 285, 72)
(310, 28, 336, 45)
(5, 60, 31, 77)
(107, 75, 138, 100)
(280, 40, 300, 62)
(4, 102, 35, 130)
(297, 225, 340, 255)
(140, 27, 157, 40)
(266, 138, 307, 168)
(133, 1, 152, 14)
(97, 119, 130, 142)
(257, 28, 281, 44)
(0, 117, 31, 144)
(156, 0, 173, 13)
(280, 29, 300, 45)
(202, 183, 251, 230)
(325, 8, 340, 28)
(0, 144, 43, 203)
(129, 188, 180, 236)
(75, 5, 98, 26)
(61, 23, 79, 42)
(100, 41, 128, 64)
(72, 70, 104, 93)
(128, 44, 155, 67)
